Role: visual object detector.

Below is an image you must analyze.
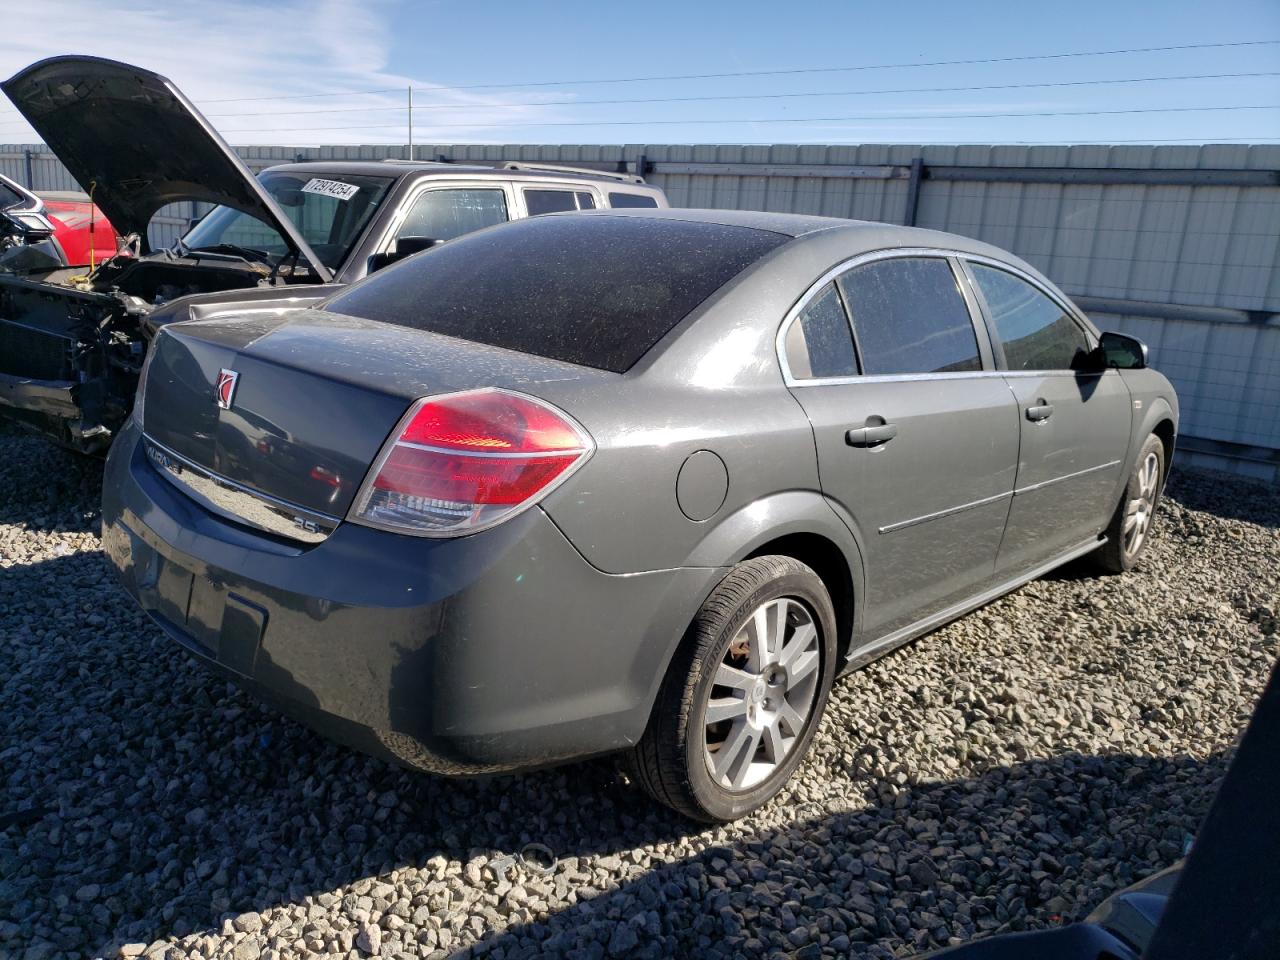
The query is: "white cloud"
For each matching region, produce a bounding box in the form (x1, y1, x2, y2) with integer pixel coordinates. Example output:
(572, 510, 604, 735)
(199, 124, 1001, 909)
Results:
(0, 0, 570, 145)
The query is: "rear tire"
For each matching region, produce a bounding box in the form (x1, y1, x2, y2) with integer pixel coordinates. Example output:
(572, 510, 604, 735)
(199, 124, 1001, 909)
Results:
(1090, 433, 1165, 574)
(630, 555, 837, 822)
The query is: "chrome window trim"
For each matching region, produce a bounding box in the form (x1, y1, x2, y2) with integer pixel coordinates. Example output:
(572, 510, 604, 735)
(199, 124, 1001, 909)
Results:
(776, 247, 1098, 387)
(142, 435, 340, 544)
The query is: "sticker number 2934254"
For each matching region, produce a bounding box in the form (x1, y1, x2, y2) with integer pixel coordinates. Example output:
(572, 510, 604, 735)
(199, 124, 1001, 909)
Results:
(301, 178, 361, 201)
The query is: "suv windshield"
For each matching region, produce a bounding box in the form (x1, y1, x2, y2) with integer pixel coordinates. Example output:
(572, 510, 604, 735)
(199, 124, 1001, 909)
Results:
(181, 171, 394, 272)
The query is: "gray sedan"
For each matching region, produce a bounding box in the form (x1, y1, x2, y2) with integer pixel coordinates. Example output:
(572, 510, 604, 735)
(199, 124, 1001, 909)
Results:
(101, 209, 1178, 821)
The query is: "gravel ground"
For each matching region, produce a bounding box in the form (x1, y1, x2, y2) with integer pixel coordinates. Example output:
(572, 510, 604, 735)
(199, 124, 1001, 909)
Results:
(1, 424, 1277, 960)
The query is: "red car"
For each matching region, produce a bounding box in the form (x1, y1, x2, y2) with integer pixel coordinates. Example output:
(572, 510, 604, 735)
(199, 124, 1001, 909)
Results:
(37, 189, 121, 266)
(0, 173, 120, 269)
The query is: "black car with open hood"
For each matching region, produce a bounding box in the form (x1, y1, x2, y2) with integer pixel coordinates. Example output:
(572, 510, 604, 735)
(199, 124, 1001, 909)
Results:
(0, 55, 668, 453)
(0, 56, 348, 452)
(3, 55, 333, 275)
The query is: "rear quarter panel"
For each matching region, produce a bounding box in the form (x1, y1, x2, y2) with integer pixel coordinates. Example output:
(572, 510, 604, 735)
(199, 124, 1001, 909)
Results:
(535, 230, 866, 578)
(536, 376, 822, 575)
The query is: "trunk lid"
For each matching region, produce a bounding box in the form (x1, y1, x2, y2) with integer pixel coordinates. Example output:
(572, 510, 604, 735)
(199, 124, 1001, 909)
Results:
(2, 56, 330, 278)
(143, 308, 613, 519)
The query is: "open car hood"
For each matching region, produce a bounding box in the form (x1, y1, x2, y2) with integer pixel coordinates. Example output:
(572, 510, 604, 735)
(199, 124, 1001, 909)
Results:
(2, 56, 331, 279)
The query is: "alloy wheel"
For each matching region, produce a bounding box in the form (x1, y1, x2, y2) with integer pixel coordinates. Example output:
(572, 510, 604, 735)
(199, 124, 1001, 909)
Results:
(702, 597, 821, 792)
(1123, 451, 1160, 556)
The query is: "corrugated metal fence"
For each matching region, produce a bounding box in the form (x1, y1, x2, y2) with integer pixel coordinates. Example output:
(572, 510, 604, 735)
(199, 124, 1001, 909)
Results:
(4, 140, 1278, 480)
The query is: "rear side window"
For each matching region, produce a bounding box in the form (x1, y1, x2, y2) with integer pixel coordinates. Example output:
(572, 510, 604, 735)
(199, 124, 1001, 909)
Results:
(396, 188, 508, 243)
(839, 258, 981, 375)
(784, 283, 858, 379)
(524, 190, 581, 215)
(609, 193, 659, 208)
(0, 181, 23, 208)
(968, 264, 1092, 371)
(326, 215, 789, 373)
(575, 191, 596, 209)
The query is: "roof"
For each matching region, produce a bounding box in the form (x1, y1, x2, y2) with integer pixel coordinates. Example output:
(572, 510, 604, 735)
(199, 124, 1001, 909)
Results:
(567, 207, 1041, 270)
(259, 159, 657, 188)
(568, 207, 850, 238)
(35, 190, 92, 203)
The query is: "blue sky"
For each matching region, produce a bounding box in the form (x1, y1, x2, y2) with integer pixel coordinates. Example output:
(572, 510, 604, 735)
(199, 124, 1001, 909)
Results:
(1, 0, 1277, 146)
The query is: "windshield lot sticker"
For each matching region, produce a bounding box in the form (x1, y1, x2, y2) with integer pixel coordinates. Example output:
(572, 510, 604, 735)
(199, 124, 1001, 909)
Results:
(302, 178, 360, 201)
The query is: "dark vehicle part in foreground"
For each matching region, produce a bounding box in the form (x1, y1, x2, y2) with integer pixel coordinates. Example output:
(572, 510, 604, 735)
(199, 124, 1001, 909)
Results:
(103, 209, 1178, 820)
(0, 56, 665, 453)
(924, 657, 1280, 960)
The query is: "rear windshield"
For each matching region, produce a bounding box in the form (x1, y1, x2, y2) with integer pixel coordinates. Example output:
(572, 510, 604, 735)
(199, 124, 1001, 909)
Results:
(324, 215, 788, 372)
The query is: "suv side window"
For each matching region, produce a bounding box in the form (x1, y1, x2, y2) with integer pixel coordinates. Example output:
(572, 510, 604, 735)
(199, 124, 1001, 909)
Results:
(608, 193, 659, 208)
(968, 263, 1092, 371)
(524, 189, 589, 215)
(839, 257, 982, 375)
(395, 188, 508, 243)
(783, 282, 858, 379)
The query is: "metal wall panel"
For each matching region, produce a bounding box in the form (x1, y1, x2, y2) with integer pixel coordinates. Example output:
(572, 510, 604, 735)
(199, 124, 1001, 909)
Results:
(4, 139, 1278, 479)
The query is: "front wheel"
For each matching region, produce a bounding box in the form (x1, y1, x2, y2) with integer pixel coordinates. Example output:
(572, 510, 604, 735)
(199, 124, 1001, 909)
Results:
(630, 555, 838, 822)
(1090, 433, 1166, 574)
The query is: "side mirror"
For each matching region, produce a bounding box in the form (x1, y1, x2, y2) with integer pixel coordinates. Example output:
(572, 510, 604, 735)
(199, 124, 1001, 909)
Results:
(366, 236, 442, 274)
(1097, 331, 1148, 370)
(395, 236, 441, 256)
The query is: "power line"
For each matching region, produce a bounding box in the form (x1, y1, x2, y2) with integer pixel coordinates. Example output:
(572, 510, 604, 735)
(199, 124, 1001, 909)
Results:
(10, 101, 1261, 134)
(197, 86, 402, 104)
(184, 71, 1280, 118)
(215, 104, 1280, 135)
(6, 69, 1275, 131)
(239, 134, 1280, 146)
(167, 38, 1280, 104)
(387, 40, 1280, 91)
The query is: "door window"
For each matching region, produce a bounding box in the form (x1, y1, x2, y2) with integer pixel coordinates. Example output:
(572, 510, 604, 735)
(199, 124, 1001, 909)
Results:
(395, 188, 508, 243)
(783, 282, 858, 379)
(839, 258, 981, 375)
(575, 191, 596, 209)
(968, 264, 1092, 371)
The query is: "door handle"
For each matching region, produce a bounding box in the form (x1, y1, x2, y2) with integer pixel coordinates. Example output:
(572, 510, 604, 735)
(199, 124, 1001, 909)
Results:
(846, 422, 898, 447)
(1026, 402, 1054, 422)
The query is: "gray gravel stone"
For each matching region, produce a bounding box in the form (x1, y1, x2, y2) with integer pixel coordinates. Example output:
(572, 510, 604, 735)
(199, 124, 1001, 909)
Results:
(1, 424, 1276, 959)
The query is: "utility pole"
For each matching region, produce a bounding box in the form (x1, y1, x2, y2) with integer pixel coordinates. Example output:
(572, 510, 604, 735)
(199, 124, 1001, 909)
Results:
(407, 86, 414, 162)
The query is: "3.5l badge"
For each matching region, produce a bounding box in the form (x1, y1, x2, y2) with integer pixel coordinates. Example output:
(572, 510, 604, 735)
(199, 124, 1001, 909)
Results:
(215, 369, 239, 410)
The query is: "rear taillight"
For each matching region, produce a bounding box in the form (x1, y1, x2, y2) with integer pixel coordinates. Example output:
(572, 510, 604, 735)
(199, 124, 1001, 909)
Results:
(350, 388, 593, 536)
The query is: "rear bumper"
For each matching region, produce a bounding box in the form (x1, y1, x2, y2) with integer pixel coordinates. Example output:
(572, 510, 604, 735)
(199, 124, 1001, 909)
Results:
(102, 418, 723, 774)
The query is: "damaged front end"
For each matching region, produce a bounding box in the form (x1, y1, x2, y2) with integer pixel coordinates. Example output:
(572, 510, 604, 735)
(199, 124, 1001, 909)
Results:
(0, 54, 339, 453)
(0, 274, 148, 453)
